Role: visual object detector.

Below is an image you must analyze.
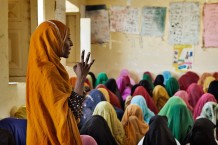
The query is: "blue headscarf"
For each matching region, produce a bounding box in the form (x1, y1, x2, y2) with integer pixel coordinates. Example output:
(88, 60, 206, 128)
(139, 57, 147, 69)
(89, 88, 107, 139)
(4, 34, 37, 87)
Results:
(130, 95, 155, 123)
(79, 89, 106, 128)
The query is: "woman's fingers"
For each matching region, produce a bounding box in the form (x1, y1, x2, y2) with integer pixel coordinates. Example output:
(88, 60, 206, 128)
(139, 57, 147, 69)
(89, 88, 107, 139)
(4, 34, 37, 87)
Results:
(81, 50, 85, 65)
(85, 52, 90, 65)
(88, 59, 95, 70)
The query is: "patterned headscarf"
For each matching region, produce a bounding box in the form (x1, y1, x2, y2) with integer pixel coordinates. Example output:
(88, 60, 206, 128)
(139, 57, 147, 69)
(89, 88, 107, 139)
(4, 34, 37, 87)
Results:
(193, 93, 217, 120)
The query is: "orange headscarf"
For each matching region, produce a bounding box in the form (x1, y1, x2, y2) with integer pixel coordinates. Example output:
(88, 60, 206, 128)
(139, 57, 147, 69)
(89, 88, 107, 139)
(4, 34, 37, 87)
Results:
(121, 104, 149, 145)
(26, 20, 82, 145)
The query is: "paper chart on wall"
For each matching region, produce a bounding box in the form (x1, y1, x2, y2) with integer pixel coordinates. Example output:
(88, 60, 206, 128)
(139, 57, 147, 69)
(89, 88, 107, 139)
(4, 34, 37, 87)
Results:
(110, 6, 140, 34)
(141, 7, 166, 36)
(203, 3, 218, 47)
(86, 9, 110, 43)
(169, 2, 200, 45)
(173, 45, 194, 72)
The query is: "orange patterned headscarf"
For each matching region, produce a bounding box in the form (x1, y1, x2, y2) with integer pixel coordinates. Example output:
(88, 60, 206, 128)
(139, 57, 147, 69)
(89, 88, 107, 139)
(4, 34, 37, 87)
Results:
(26, 20, 82, 145)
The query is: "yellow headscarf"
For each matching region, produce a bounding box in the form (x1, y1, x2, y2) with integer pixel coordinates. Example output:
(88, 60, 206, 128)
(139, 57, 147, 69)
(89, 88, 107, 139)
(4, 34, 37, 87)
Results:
(26, 20, 82, 145)
(197, 72, 212, 87)
(93, 101, 126, 145)
(14, 105, 27, 119)
(98, 88, 110, 102)
(153, 85, 169, 111)
(86, 74, 93, 89)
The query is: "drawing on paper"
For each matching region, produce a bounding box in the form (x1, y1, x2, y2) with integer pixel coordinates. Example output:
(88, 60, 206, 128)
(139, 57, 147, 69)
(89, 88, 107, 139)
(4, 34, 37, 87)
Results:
(173, 45, 194, 72)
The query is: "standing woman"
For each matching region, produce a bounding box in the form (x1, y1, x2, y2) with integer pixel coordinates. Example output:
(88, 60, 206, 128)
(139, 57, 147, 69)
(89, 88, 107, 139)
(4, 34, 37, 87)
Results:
(26, 20, 94, 145)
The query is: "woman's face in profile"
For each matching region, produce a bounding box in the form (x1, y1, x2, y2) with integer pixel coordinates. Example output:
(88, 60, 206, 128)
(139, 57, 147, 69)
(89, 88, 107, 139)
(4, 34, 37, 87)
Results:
(62, 31, 73, 58)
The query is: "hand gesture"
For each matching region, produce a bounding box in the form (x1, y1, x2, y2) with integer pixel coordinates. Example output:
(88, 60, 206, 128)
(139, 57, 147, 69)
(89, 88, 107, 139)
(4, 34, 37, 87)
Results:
(73, 50, 95, 95)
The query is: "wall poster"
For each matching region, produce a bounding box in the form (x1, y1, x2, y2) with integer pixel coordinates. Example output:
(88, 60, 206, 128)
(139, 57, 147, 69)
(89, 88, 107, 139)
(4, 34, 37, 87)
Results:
(203, 3, 218, 47)
(173, 44, 194, 72)
(110, 6, 140, 34)
(169, 2, 200, 45)
(141, 6, 167, 36)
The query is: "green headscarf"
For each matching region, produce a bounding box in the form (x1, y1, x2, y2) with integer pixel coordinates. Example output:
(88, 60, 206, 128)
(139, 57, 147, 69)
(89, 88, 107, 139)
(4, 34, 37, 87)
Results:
(142, 74, 154, 89)
(158, 96, 193, 143)
(165, 77, 179, 97)
(95, 72, 108, 88)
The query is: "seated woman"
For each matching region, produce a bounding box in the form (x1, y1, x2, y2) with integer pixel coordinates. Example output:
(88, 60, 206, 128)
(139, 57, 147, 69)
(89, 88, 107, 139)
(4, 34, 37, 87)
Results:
(193, 93, 217, 120)
(152, 85, 169, 112)
(186, 83, 204, 108)
(118, 69, 135, 86)
(121, 104, 149, 145)
(153, 74, 165, 87)
(162, 70, 172, 85)
(133, 86, 158, 114)
(79, 89, 106, 129)
(116, 75, 132, 101)
(182, 118, 217, 145)
(197, 72, 212, 87)
(105, 78, 124, 109)
(208, 80, 218, 101)
(139, 115, 178, 145)
(0, 117, 27, 145)
(95, 72, 108, 88)
(130, 95, 155, 123)
(165, 77, 180, 97)
(142, 73, 154, 89)
(158, 96, 193, 143)
(93, 101, 125, 145)
(178, 71, 199, 91)
(203, 76, 215, 93)
(80, 115, 118, 145)
(198, 102, 218, 126)
(174, 90, 193, 113)
(138, 80, 153, 97)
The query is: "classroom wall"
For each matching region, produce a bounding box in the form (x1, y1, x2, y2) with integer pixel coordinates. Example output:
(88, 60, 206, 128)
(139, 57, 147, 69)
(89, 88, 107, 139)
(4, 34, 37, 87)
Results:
(0, 0, 66, 118)
(1, 0, 218, 118)
(85, 0, 218, 82)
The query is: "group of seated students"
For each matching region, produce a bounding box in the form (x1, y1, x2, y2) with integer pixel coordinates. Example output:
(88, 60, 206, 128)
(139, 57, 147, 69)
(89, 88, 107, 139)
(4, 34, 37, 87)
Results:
(1, 69, 218, 145)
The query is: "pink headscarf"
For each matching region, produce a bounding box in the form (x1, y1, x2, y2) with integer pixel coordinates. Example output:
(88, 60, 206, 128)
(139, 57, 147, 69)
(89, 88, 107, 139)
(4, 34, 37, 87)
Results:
(119, 69, 135, 86)
(116, 76, 132, 101)
(186, 83, 204, 108)
(174, 90, 193, 113)
(193, 93, 217, 120)
(80, 135, 98, 145)
(133, 86, 158, 114)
